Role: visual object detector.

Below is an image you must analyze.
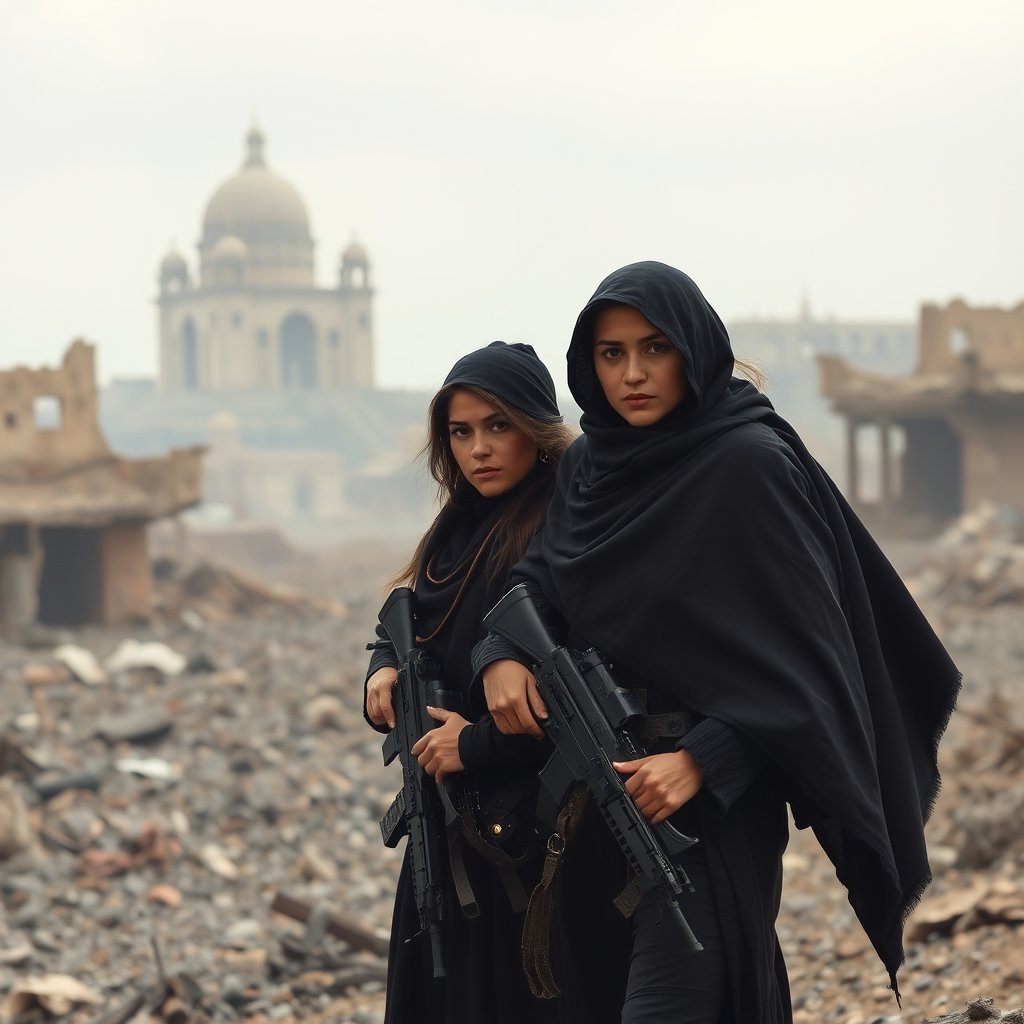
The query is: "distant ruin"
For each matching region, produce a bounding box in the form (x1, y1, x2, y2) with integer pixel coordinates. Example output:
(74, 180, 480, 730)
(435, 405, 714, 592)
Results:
(0, 341, 203, 628)
(819, 299, 1024, 535)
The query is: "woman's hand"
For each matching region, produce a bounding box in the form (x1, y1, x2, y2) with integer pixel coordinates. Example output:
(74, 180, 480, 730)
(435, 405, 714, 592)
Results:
(613, 750, 704, 824)
(412, 706, 470, 783)
(483, 659, 548, 738)
(366, 666, 399, 728)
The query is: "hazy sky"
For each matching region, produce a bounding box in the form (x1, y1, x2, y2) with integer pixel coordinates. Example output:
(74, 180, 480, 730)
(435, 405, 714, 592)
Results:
(1, 0, 1021, 391)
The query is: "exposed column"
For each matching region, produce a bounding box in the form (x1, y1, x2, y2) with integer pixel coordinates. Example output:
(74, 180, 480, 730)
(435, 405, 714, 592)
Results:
(879, 418, 892, 527)
(846, 418, 859, 505)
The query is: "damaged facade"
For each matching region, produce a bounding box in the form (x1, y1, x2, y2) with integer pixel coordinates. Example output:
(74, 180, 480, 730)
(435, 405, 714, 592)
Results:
(819, 298, 1024, 535)
(0, 341, 202, 628)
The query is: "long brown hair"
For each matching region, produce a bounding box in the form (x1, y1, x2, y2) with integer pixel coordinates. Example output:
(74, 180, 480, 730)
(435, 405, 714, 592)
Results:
(733, 356, 770, 392)
(389, 385, 576, 590)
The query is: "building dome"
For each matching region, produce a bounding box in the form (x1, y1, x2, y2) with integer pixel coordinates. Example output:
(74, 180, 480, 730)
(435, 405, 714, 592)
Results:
(159, 247, 190, 294)
(342, 240, 368, 264)
(339, 238, 371, 290)
(210, 234, 248, 262)
(203, 127, 309, 234)
(199, 126, 314, 288)
(161, 249, 188, 274)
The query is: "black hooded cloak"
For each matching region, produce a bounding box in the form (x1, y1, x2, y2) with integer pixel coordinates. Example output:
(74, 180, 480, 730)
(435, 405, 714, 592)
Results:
(365, 342, 562, 1024)
(492, 263, 960, 1022)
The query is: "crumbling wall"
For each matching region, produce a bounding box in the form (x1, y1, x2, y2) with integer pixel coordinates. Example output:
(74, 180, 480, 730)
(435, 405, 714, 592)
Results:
(953, 415, 1024, 513)
(0, 340, 110, 474)
(919, 300, 1024, 376)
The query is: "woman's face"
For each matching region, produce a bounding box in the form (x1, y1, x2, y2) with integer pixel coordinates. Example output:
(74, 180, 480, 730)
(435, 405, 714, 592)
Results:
(593, 304, 687, 427)
(447, 388, 538, 497)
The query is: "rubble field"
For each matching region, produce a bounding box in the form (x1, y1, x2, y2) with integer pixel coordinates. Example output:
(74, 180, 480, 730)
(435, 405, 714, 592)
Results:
(0, 517, 1023, 1024)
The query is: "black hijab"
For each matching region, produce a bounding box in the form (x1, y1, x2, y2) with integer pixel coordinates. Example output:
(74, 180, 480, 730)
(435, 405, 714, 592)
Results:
(416, 341, 561, 694)
(518, 262, 960, 988)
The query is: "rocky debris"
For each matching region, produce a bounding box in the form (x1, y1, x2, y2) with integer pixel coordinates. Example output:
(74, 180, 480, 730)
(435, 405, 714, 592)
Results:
(271, 892, 391, 957)
(0, 774, 35, 858)
(0, 551, 398, 1024)
(96, 705, 174, 744)
(907, 879, 1024, 941)
(22, 663, 71, 686)
(105, 639, 187, 676)
(53, 643, 107, 685)
(33, 766, 103, 800)
(0, 534, 1021, 1024)
(153, 553, 348, 625)
(4, 973, 103, 1016)
(904, 505, 1024, 610)
(924, 998, 1024, 1022)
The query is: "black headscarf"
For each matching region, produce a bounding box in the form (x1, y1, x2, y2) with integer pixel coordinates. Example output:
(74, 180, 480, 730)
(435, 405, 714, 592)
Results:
(518, 261, 960, 988)
(444, 341, 561, 423)
(417, 341, 561, 693)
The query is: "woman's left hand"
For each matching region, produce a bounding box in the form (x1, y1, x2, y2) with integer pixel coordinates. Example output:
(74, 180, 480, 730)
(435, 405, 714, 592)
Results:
(613, 750, 704, 824)
(412, 706, 470, 783)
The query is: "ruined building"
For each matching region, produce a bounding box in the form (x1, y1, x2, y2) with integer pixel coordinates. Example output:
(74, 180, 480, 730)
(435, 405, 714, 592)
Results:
(0, 342, 203, 628)
(158, 125, 374, 392)
(819, 299, 1024, 535)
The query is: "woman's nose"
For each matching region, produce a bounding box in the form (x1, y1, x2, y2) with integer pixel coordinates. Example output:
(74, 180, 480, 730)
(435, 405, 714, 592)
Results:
(472, 435, 491, 456)
(623, 357, 646, 385)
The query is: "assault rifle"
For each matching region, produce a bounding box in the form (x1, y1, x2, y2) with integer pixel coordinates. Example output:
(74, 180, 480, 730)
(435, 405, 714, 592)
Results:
(378, 587, 463, 979)
(483, 584, 704, 953)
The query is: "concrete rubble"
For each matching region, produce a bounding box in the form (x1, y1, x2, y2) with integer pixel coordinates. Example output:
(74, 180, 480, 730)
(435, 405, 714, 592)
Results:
(0, 543, 399, 1024)
(0, 526, 1021, 1023)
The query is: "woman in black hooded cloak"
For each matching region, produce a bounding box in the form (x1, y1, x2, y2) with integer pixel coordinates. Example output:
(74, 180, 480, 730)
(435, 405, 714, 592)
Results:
(364, 342, 575, 1024)
(476, 263, 960, 1023)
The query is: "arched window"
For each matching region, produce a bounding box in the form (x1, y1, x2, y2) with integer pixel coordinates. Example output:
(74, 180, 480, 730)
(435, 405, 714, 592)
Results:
(280, 313, 317, 388)
(182, 319, 198, 389)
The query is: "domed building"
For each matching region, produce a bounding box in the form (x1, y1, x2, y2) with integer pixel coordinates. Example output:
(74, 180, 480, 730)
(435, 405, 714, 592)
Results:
(157, 126, 374, 391)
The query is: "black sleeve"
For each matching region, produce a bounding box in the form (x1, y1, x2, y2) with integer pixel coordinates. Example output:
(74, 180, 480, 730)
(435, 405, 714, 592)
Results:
(458, 714, 552, 771)
(470, 633, 530, 676)
(469, 560, 569, 680)
(680, 717, 769, 818)
(363, 624, 399, 734)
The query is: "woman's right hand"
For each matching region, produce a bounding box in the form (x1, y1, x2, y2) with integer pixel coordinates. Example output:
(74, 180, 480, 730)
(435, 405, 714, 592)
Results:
(483, 659, 548, 738)
(366, 666, 399, 728)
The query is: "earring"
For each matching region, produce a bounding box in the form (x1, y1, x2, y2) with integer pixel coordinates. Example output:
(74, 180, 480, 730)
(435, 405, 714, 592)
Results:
(539, 451, 551, 463)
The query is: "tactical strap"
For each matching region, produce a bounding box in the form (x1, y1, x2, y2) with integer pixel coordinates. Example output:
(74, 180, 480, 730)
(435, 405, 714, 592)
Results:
(438, 779, 532, 917)
(613, 873, 645, 918)
(447, 831, 481, 919)
(521, 782, 590, 1000)
(630, 711, 695, 743)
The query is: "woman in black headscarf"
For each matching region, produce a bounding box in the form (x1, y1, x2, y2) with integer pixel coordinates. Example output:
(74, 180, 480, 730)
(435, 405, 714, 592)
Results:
(364, 341, 575, 1024)
(476, 263, 960, 1023)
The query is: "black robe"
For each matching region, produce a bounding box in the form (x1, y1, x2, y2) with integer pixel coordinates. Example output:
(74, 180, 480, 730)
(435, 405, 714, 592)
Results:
(365, 488, 559, 1024)
(474, 262, 960, 1023)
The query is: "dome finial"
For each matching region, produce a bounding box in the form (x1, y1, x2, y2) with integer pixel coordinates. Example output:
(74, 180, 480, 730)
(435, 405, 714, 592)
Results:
(245, 119, 266, 168)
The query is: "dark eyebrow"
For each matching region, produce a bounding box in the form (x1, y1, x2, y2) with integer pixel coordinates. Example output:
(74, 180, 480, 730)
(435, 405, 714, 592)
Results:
(594, 331, 666, 346)
(448, 412, 502, 426)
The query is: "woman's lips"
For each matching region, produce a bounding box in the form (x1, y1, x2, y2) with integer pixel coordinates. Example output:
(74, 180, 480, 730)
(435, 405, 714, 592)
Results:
(624, 393, 655, 408)
(474, 467, 500, 478)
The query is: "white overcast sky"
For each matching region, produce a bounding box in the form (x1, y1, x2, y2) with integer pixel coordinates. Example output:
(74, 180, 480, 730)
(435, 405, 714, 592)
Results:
(1, 0, 1021, 391)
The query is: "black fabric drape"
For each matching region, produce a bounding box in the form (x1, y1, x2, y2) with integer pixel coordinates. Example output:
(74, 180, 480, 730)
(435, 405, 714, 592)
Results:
(512, 261, 960, 996)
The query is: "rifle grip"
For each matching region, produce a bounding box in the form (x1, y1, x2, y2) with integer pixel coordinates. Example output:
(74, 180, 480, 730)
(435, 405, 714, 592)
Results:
(430, 925, 446, 978)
